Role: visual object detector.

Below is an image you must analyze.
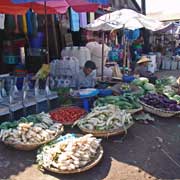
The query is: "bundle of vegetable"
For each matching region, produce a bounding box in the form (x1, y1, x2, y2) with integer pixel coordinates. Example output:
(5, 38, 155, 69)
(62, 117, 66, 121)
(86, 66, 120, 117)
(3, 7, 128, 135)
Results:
(0, 113, 63, 145)
(94, 93, 141, 110)
(155, 76, 177, 93)
(140, 93, 180, 111)
(50, 107, 86, 125)
(131, 77, 156, 95)
(76, 105, 133, 131)
(37, 134, 102, 171)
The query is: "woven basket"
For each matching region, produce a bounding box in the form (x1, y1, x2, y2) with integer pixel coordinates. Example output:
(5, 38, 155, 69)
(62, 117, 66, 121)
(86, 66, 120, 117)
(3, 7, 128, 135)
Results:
(78, 122, 134, 137)
(139, 101, 179, 117)
(2, 126, 64, 151)
(50, 106, 87, 125)
(125, 106, 143, 114)
(93, 101, 143, 115)
(43, 145, 103, 174)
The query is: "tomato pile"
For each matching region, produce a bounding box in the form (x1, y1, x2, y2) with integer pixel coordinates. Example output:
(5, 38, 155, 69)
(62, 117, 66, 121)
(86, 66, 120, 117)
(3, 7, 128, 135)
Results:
(50, 107, 86, 125)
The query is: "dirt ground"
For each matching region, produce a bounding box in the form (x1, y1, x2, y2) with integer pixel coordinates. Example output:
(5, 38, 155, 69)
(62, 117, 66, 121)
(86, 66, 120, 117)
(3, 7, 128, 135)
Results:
(0, 70, 180, 180)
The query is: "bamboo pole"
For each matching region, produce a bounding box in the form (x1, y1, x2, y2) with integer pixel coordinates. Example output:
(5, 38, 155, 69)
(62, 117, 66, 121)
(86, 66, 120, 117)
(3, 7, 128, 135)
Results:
(44, 1, 50, 64)
(101, 31, 105, 81)
(51, 14, 59, 57)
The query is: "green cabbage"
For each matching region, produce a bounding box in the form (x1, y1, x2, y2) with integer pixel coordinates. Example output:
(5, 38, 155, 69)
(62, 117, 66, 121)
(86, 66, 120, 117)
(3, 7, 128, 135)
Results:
(143, 83, 155, 91)
(132, 77, 149, 86)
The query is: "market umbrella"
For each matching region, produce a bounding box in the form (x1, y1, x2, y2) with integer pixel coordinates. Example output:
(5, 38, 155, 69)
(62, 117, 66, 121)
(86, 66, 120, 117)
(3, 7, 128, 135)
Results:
(11, 0, 99, 63)
(86, 9, 169, 31)
(86, 8, 170, 79)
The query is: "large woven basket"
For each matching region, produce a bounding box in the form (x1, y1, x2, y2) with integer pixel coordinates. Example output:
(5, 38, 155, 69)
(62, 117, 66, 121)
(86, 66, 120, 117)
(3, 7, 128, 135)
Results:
(139, 101, 180, 118)
(49, 106, 87, 125)
(43, 145, 103, 174)
(78, 122, 134, 137)
(93, 101, 143, 115)
(125, 106, 143, 114)
(2, 126, 64, 151)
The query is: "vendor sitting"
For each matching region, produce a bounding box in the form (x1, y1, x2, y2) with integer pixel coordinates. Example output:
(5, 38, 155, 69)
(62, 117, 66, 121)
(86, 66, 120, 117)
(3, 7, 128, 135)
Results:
(76, 61, 96, 88)
(134, 56, 157, 84)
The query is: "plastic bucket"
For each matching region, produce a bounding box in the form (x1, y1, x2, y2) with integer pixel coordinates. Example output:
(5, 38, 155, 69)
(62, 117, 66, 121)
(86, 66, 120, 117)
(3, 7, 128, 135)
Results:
(29, 32, 44, 48)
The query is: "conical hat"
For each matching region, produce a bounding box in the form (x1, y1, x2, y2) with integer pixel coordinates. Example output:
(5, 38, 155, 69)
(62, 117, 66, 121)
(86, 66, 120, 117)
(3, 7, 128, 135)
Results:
(137, 56, 151, 64)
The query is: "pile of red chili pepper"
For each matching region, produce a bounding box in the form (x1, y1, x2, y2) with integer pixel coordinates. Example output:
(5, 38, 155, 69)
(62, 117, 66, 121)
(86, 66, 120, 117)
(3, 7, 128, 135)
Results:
(49, 106, 86, 125)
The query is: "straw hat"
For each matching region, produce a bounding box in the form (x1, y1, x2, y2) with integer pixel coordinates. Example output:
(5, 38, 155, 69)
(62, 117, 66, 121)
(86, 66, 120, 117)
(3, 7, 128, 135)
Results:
(137, 56, 151, 64)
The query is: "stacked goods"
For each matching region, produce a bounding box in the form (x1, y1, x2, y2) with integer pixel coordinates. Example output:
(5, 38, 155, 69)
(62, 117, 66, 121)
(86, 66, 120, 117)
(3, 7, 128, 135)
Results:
(0, 113, 63, 145)
(37, 134, 102, 172)
(140, 93, 180, 111)
(50, 107, 86, 125)
(76, 105, 133, 132)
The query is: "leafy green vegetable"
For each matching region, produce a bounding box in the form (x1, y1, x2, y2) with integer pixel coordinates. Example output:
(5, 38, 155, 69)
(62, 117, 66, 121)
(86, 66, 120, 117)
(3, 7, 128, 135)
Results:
(94, 93, 140, 110)
(0, 121, 18, 129)
(143, 83, 155, 91)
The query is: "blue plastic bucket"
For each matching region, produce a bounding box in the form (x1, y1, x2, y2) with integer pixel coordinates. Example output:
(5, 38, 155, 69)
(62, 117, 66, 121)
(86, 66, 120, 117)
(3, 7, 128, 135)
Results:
(29, 32, 44, 48)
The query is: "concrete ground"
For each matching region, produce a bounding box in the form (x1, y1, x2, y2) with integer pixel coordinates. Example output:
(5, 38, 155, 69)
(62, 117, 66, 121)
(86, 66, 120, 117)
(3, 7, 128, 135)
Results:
(0, 70, 180, 180)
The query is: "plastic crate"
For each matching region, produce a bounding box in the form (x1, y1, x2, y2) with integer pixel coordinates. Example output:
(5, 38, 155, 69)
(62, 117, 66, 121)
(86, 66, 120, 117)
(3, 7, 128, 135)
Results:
(3, 55, 19, 64)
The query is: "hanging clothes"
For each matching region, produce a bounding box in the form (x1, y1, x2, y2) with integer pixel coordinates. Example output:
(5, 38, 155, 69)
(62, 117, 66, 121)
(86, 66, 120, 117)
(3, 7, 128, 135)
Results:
(17, 15, 24, 33)
(89, 12, 95, 23)
(22, 15, 28, 34)
(125, 29, 140, 41)
(87, 0, 109, 5)
(0, 14, 5, 30)
(79, 13, 87, 28)
(26, 9, 38, 36)
(69, 8, 80, 32)
(26, 9, 33, 35)
(14, 15, 19, 33)
(31, 13, 38, 36)
(5, 15, 16, 32)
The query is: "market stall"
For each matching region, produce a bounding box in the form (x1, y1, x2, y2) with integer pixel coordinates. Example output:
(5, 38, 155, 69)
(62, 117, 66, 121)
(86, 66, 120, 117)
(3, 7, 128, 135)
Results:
(86, 8, 170, 79)
(1, 3, 180, 178)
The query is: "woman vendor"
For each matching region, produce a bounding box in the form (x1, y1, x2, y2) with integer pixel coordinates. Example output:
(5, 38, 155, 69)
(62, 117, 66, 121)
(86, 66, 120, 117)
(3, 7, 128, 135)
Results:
(134, 56, 157, 84)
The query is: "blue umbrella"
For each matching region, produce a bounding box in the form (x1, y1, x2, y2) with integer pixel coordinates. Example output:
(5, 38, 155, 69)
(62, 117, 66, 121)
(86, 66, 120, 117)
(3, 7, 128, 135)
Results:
(87, 0, 109, 5)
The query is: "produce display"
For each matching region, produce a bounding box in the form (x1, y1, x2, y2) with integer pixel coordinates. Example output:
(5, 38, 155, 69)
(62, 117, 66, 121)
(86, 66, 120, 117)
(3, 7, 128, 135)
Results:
(155, 76, 177, 93)
(140, 93, 180, 111)
(0, 113, 63, 144)
(37, 134, 102, 172)
(132, 77, 156, 95)
(50, 107, 86, 125)
(94, 93, 141, 110)
(76, 105, 133, 131)
(121, 84, 131, 92)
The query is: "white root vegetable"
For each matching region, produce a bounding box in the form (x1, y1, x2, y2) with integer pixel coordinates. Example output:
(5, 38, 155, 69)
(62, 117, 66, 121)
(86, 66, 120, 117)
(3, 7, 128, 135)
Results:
(0, 113, 63, 145)
(77, 105, 133, 131)
(37, 134, 101, 171)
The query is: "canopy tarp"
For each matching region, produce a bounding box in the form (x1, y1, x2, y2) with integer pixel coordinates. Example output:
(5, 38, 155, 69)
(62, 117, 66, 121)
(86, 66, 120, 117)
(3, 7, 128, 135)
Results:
(86, 9, 170, 31)
(0, 0, 99, 15)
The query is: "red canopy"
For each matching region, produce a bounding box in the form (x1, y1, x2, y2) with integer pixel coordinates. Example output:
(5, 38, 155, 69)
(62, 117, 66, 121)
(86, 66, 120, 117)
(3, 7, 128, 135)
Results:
(0, 0, 99, 15)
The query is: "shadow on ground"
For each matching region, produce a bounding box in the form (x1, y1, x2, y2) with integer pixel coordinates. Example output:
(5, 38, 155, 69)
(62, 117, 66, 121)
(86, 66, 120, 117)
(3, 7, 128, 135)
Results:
(103, 117, 180, 179)
(1, 118, 180, 180)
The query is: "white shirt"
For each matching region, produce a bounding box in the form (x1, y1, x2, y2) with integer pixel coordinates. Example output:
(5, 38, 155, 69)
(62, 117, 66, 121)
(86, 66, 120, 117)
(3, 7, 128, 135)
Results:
(0, 14, 5, 30)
